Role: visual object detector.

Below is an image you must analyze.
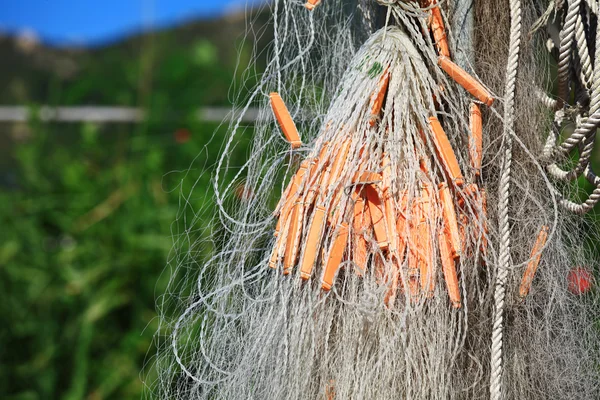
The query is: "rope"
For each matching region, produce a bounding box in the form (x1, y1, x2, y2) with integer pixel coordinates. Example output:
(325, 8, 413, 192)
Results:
(538, 0, 600, 214)
(575, 10, 593, 89)
(557, 0, 581, 107)
(489, 0, 522, 398)
(558, 13, 600, 157)
(559, 163, 600, 213)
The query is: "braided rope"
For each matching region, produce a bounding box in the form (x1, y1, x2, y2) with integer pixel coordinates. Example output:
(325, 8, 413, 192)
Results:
(489, 0, 522, 398)
(540, 1, 600, 214)
(558, 14, 600, 156)
(557, 0, 581, 107)
(575, 9, 593, 88)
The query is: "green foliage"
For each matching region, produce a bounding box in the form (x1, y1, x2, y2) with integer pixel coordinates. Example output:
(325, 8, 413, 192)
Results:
(0, 115, 244, 400)
(1, 15, 262, 397)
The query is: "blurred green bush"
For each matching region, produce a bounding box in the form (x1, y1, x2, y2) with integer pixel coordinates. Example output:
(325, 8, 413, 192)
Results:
(0, 18, 261, 397)
(0, 116, 249, 399)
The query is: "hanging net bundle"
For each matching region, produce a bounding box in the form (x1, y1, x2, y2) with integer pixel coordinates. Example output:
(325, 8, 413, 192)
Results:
(151, 1, 600, 399)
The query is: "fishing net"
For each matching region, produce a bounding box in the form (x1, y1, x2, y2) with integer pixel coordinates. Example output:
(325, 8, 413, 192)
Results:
(149, 1, 600, 399)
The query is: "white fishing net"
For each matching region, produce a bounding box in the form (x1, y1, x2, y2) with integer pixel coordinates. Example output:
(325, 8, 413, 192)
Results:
(148, 1, 600, 399)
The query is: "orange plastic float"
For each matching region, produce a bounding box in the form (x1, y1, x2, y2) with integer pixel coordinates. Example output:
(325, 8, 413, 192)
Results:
(519, 225, 549, 298)
(438, 230, 461, 308)
(304, 0, 322, 11)
(283, 201, 304, 275)
(469, 103, 483, 177)
(365, 183, 388, 250)
(418, 183, 436, 297)
(270, 92, 302, 149)
(370, 68, 391, 126)
(438, 56, 495, 106)
(322, 223, 349, 290)
(352, 194, 370, 276)
(428, 116, 465, 186)
(424, 0, 451, 58)
(439, 182, 461, 259)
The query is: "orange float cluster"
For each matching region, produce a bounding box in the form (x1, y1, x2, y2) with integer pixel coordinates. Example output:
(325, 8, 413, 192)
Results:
(266, 0, 558, 308)
(265, 0, 501, 308)
(268, 113, 488, 308)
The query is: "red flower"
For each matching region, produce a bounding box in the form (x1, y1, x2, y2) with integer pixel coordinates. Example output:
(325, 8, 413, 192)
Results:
(174, 128, 191, 144)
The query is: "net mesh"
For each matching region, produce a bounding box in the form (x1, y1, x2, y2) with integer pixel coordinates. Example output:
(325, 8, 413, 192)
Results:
(148, 1, 600, 399)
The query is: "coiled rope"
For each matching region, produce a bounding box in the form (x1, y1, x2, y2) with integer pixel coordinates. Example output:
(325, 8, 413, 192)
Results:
(540, 0, 600, 214)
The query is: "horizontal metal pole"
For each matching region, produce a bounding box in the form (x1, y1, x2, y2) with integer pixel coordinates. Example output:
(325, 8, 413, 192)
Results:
(0, 106, 262, 123)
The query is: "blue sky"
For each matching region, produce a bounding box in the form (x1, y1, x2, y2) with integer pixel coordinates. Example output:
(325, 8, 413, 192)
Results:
(0, 0, 265, 46)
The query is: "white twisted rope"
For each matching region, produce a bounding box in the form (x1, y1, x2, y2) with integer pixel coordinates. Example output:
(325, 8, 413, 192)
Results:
(540, 0, 600, 214)
(575, 9, 593, 89)
(561, 166, 600, 212)
(557, 0, 581, 107)
(490, 0, 522, 398)
(556, 0, 599, 157)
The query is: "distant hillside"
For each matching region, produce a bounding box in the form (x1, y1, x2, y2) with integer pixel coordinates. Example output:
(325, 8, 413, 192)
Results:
(0, 8, 272, 108)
